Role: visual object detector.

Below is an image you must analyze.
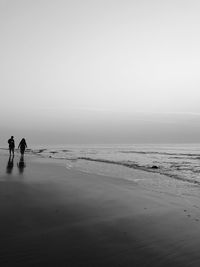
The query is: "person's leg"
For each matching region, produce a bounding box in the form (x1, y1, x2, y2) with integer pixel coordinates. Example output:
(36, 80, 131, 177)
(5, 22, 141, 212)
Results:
(21, 147, 25, 156)
(20, 148, 25, 156)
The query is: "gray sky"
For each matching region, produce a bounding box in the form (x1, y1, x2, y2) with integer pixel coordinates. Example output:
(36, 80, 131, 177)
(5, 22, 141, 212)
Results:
(1, 0, 200, 145)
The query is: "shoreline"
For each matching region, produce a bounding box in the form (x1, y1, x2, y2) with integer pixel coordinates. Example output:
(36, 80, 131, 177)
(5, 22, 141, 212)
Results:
(0, 151, 200, 266)
(1, 145, 200, 187)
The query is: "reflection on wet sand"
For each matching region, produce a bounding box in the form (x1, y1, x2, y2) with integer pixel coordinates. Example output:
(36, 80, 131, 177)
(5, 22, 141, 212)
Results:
(6, 155, 14, 174)
(17, 155, 26, 174)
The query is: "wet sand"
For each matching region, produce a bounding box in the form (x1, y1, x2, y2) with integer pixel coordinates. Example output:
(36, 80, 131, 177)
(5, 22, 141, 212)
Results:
(0, 151, 200, 266)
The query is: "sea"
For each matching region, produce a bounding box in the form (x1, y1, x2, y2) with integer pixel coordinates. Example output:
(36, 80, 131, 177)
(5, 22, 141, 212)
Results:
(30, 143, 200, 188)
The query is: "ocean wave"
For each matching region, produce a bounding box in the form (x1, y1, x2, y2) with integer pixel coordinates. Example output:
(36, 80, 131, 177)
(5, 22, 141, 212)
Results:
(192, 156, 200, 160)
(120, 150, 200, 157)
(29, 149, 47, 154)
(78, 157, 142, 168)
(26, 147, 200, 186)
(77, 157, 200, 186)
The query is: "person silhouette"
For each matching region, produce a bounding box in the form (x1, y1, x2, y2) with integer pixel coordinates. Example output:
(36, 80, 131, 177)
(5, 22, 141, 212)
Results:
(17, 155, 26, 174)
(18, 138, 27, 156)
(6, 155, 14, 174)
(8, 136, 15, 156)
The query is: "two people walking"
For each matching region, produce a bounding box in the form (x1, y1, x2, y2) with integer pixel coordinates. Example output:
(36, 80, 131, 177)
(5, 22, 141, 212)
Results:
(8, 136, 27, 156)
(7, 136, 27, 175)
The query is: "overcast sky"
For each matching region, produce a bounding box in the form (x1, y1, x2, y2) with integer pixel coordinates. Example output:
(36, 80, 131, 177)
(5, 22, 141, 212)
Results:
(1, 0, 200, 145)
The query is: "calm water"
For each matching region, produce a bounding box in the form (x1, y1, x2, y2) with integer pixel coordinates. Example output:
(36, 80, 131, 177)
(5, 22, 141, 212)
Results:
(30, 144, 200, 186)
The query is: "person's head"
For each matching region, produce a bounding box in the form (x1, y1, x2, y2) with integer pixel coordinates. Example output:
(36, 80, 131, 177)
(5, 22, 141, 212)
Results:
(11, 136, 14, 139)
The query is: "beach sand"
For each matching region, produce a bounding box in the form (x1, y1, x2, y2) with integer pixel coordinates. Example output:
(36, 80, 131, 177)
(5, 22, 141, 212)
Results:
(0, 151, 200, 266)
